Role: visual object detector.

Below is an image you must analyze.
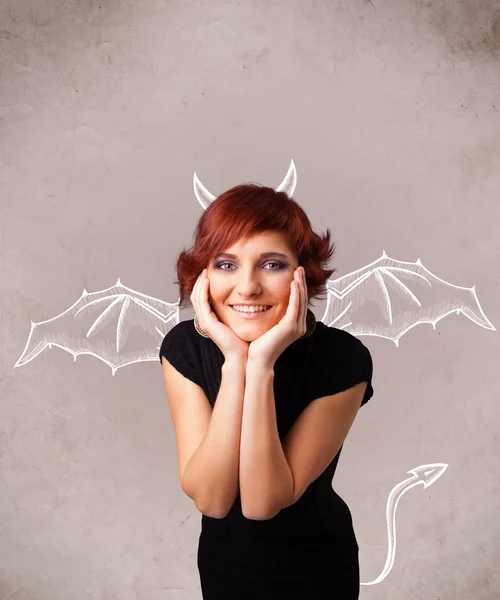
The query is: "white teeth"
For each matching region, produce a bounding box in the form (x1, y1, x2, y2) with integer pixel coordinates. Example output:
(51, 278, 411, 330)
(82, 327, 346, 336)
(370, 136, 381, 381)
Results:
(232, 305, 270, 313)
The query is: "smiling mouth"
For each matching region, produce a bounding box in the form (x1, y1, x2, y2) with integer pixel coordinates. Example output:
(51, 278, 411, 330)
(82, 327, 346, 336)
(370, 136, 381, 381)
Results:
(230, 305, 272, 314)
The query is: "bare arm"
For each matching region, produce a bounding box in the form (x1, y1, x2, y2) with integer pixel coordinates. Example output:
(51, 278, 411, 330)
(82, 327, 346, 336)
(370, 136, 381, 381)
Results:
(239, 358, 294, 520)
(239, 358, 366, 521)
(182, 356, 246, 519)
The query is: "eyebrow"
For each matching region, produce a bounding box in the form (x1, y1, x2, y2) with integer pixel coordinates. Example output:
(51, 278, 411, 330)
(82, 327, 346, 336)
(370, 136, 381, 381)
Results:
(214, 252, 291, 260)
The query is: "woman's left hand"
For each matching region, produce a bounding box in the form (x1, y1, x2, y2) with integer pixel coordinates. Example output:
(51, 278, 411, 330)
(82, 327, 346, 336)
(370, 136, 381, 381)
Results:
(247, 266, 308, 367)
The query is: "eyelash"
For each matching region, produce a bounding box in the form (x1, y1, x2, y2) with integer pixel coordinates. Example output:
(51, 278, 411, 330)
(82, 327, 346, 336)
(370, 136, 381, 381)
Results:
(214, 261, 286, 272)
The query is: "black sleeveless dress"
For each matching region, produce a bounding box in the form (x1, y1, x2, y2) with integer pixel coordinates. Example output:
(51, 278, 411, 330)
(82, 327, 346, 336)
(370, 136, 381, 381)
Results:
(159, 318, 374, 599)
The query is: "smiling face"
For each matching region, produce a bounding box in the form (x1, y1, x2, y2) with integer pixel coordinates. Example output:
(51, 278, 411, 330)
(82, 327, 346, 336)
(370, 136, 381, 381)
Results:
(206, 230, 300, 342)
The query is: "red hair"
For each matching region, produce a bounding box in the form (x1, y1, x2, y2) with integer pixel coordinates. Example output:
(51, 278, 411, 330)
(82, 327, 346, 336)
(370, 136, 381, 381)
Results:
(173, 184, 337, 310)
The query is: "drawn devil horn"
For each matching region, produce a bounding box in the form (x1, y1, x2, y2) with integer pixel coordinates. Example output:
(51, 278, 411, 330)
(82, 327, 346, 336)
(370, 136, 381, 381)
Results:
(193, 158, 297, 210)
(275, 158, 297, 197)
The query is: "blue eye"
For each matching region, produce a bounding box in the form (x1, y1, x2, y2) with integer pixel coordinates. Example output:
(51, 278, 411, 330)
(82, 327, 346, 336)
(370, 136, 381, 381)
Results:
(214, 261, 286, 272)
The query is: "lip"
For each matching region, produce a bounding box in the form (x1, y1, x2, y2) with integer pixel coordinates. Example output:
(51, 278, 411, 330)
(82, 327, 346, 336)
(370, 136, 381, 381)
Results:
(230, 305, 272, 319)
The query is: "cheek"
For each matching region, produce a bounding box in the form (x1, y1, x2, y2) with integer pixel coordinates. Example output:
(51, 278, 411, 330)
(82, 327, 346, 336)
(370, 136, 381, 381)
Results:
(279, 282, 293, 299)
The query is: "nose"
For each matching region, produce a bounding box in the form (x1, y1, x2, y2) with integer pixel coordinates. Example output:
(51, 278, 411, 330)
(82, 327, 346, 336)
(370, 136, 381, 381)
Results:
(234, 272, 265, 299)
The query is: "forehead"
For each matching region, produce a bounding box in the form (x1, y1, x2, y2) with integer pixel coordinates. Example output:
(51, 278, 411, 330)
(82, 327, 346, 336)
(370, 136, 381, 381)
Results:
(222, 231, 294, 256)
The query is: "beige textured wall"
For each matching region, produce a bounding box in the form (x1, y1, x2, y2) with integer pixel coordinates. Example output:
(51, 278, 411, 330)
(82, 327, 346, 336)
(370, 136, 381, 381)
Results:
(1, 1, 499, 598)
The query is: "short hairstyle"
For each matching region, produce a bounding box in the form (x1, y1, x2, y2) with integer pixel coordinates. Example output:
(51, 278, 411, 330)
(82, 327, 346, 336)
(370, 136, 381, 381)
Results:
(173, 184, 337, 310)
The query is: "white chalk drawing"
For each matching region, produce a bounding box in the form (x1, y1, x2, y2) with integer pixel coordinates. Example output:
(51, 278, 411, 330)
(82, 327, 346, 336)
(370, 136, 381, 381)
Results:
(12, 159, 495, 585)
(14, 158, 495, 371)
(361, 462, 448, 586)
(14, 279, 181, 374)
(13, 255, 495, 373)
(193, 158, 297, 209)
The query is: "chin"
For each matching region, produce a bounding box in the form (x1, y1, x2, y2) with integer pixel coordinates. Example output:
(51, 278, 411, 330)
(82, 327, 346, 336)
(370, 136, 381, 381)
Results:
(230, 320, 276, 341)
(233, 328, 267, 342)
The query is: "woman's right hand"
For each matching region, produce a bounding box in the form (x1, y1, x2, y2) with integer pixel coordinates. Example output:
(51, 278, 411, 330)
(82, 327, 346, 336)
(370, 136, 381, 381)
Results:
(190, 269, 250, 362)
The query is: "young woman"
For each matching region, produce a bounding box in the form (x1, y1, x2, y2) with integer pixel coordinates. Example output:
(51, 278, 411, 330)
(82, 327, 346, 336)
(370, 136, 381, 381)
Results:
(159, 184, 374, 599)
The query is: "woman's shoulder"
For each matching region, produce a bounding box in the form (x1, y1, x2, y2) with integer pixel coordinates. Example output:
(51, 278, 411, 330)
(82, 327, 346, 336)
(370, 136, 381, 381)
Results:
(158, 318, 199, 363)
(162, 318, 198, 341)
(313, 320, 366, 349)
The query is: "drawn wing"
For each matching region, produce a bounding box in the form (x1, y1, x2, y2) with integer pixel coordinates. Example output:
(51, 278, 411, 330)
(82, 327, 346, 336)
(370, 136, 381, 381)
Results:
(320, 250, 496, 345)
(14, 278, 180, 375)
